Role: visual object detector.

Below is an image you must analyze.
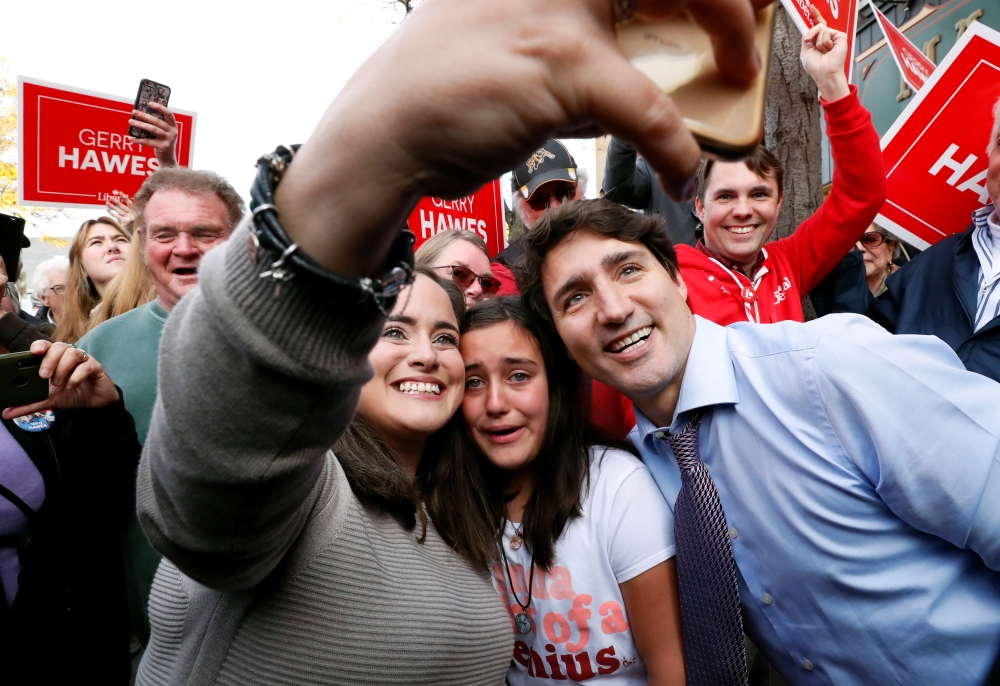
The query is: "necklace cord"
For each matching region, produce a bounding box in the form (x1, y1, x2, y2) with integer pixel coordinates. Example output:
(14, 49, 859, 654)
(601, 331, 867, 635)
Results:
(500, 530, 535, 612)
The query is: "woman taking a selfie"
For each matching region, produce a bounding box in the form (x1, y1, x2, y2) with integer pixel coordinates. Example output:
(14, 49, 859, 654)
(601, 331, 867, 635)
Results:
(55, 216, 132, 343)
(427, 297, 685, 685)
(135, 258, 510, 685)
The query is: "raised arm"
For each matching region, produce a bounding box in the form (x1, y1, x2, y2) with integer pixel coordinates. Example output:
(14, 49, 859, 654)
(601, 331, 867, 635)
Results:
(136, 234, 387, 591)
(774, 8, 886, 293)
(603, 137, 653, 208)
(136, 0, 767, 592)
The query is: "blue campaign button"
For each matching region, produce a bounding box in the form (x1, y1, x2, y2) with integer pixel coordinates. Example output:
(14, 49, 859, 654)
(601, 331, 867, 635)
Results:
(13, 410, 55, 432)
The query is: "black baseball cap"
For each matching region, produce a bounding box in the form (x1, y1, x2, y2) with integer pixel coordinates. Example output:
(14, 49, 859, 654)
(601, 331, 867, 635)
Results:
(512, 140, 578, 199)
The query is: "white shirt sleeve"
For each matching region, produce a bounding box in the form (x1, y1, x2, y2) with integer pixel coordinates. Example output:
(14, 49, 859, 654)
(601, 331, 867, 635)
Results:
(597, 449, 676, 584)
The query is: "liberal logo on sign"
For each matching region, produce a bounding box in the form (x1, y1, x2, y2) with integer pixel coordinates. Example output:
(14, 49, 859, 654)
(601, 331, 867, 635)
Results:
(877, 21, 1000, 248)
(17, 77, 197, 209)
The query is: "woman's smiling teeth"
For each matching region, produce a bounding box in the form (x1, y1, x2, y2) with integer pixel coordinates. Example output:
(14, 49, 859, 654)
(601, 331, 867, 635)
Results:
(726, 225, 757, 234)
(397, 381, 441, 395)
(610, 326, 653, 353)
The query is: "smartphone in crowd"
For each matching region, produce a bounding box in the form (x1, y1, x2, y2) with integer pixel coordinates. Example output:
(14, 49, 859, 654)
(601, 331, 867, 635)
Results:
(0, 214, 26, 281)
(617, 4, 776, 160)
(0, 352, 48, 409)
(129, 78, 172, 140)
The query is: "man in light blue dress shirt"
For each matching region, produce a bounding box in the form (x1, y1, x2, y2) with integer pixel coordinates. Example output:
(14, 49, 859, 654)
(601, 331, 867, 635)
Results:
(516, 200, 1000, 685)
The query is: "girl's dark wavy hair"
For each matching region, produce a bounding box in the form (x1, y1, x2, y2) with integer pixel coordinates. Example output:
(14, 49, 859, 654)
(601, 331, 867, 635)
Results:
(334, 267, 464, 537)
(425, 296, 635, 572)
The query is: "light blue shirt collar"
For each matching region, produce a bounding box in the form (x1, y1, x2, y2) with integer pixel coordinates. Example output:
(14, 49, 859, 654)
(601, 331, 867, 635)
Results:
(633, 315, 740, 440)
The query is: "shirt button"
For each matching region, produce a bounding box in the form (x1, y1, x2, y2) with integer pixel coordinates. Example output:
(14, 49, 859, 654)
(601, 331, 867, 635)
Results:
(802, 659, 814, 671)
(708, 276, 715, 281)
(728, 527, 739, 539)
(762, 593, 773, 605)
(655, 431, 666, 440)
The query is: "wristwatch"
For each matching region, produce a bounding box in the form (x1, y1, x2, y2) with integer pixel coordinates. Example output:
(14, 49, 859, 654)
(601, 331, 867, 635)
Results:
(248, 144, 415, 314)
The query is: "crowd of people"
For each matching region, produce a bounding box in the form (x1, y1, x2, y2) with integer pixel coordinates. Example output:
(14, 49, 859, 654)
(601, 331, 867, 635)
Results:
(2, 0, 999, 684)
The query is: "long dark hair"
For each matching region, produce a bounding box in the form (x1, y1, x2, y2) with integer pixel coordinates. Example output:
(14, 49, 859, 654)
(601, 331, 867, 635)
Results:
(425, 296, 630, 571)
(334, 267, 465, 535)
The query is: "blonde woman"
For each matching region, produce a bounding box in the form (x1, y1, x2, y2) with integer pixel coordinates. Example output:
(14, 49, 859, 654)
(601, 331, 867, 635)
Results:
(87, 229, 156, 331)
(54, 217, 132, 343)
(416, 230, 499, 305)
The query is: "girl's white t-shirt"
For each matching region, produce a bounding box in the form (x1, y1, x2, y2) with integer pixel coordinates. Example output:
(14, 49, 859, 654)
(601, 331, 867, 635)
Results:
(493, 447, 676, 685)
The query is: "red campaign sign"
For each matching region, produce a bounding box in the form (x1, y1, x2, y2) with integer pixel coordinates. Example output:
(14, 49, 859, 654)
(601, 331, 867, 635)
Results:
(780, 0, 858, 82)
(407, 180, 506, 257)
(878, 21, 1000, 249)
(869, 2, 936, 91)
(17, 77, 197, 209)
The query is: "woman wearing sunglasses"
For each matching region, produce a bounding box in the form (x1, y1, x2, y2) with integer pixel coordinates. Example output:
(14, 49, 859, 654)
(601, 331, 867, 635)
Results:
(417, 231, 501, 305)
(857, 224, 903, 296)
(427, 297, 685, 685)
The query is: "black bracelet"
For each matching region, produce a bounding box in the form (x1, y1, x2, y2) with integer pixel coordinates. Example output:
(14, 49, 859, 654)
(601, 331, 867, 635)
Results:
(248, 144, 415, 314)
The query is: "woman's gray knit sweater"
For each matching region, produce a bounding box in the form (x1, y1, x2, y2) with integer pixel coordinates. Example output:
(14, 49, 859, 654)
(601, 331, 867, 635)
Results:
(134, 221, 512, 685)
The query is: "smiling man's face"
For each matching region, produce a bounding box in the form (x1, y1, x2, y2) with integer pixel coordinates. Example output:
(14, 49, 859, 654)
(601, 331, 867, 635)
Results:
(541, 230, 695, 421)
(695, 161, 783, 274)
(141, 188, 231, 311)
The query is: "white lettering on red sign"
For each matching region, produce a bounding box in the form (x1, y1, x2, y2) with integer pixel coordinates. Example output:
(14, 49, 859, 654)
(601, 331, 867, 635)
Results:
(58, 145, 158, 177)
(902, 52, 932, 81)
(929, 144, 990, 204)
(419, 209, 489, 242)
(78, 129, 136, 151)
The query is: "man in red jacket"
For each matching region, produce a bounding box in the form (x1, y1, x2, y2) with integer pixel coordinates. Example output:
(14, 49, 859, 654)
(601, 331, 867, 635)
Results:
(683, 9, 886, 326)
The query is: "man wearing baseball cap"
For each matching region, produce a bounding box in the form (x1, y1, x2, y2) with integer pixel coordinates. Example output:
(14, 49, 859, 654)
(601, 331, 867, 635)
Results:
(494, 140, 585, 294)
(511, 139, 585, 230)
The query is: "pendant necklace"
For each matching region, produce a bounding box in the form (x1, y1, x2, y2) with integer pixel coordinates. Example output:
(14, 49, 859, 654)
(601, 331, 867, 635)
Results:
(501, 530, 535, 634)
(510, 525, 524, 550)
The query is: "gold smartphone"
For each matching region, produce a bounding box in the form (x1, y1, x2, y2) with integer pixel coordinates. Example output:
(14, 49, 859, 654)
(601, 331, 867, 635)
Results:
(617, 5, 776, 160)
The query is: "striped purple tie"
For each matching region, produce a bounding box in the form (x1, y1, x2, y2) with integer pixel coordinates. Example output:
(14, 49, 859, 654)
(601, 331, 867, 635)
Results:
(664, 411, 748, 686)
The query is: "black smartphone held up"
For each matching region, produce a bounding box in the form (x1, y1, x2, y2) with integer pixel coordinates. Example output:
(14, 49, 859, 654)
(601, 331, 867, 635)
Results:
(0, 214, 26, 283)
(0, 352, 48, 409)
(129, 78, 171, 140)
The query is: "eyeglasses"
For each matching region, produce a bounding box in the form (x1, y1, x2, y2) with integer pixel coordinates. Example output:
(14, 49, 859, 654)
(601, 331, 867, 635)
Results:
(46, 285, 66, 296)
(526, 182, 578, 211)
(859, 232, 887, 248)
(433, 265, 501, 294)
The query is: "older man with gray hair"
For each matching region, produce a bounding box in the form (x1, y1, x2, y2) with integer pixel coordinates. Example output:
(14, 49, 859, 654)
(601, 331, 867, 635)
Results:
(77, 166, 244, 664)
(873, 97, 1000, 383)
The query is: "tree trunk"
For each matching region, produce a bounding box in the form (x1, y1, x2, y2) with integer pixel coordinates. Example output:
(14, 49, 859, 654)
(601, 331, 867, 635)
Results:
(764, 5, 824, 319)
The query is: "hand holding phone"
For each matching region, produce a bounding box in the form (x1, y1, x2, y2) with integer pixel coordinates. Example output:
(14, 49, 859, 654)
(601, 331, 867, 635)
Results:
(128, 79, 178, 168)
(130, 79, 171, 140)
(0, 352, 48, 409)
(0, 341, 120, 417)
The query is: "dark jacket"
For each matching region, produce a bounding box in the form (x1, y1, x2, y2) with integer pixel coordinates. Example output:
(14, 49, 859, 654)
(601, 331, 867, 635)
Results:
(810, 248, 875, 318)
(0, 315, 139, 683)
(871, 224, 1000, 383)
(601, 137, 700, 247)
